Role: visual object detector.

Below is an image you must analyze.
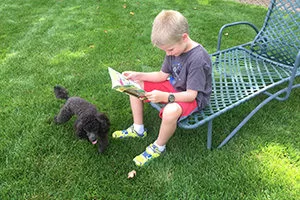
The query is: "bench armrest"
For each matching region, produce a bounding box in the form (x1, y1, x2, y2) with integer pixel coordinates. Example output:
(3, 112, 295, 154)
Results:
(216, 21, 259, 52)
(295, 50, 300, 70)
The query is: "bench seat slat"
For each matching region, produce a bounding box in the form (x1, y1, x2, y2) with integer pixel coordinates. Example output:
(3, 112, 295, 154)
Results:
(178, 47, 294, 129)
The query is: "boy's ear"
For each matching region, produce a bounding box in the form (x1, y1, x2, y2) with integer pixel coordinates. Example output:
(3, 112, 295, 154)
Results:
(182, 33, 189, 42)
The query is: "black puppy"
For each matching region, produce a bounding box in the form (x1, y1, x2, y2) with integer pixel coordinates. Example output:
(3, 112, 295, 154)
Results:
(53, 85, 110, 153)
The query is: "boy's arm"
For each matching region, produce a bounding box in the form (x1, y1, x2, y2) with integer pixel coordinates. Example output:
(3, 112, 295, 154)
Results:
(146, 89, 198, 103)
(172, 89, 198, 102)
(122, 70, 169, 82)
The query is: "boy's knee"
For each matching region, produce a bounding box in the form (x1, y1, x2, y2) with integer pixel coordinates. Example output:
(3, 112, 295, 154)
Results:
(162, 103, 182, 120)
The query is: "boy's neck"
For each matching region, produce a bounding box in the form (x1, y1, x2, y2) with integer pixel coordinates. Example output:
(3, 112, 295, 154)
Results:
(183, 39, 198, 54)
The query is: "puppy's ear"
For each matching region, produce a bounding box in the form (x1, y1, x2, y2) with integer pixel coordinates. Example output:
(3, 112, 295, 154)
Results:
(96, 113, 110, 131)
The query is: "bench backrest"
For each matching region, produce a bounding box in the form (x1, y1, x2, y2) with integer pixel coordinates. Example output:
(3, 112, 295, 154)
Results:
(251, 0, 300, 66)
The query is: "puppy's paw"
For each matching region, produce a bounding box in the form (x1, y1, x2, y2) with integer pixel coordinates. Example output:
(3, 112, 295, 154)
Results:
(98, 143, 108, 154)
(53, 116, 59, 124)
(98, 137, 109, 154)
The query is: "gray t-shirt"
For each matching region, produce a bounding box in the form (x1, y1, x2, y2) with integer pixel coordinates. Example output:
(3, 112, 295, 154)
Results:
(161, 44, 212, 109)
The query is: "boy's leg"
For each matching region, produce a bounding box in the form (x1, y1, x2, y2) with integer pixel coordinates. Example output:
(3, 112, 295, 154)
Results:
(130, 95, 144, 125)
(112, 82, 147, 138)
(156, 103, 182, 146)
(133, 103, 182, 166)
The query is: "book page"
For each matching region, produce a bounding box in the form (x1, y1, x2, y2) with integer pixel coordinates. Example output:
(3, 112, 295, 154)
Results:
(108, 67, 147, 100)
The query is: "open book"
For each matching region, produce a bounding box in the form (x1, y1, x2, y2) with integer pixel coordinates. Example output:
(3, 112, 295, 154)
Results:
(108, 67, 147, 100)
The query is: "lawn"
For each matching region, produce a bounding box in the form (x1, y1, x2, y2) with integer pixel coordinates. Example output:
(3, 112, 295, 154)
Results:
(0, 0, 299, 199)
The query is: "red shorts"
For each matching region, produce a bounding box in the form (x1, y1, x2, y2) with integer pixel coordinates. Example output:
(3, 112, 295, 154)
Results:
(144, 80, 198, 121)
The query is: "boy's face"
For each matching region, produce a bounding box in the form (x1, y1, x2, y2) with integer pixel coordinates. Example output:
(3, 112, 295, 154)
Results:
(159, 41, 187, 57)
(158, 34, 189, 57)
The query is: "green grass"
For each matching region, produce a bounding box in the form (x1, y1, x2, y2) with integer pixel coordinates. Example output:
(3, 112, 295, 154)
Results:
(1, 0, 299, 199)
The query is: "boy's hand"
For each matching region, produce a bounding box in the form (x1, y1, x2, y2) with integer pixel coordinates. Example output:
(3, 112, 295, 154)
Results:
(122, 71, 139, 81)
(145, 90, 168, 103)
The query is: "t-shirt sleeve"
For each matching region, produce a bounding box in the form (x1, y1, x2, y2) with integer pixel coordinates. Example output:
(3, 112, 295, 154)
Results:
(161, 56, 171, 74)
(186, 57, 210, 93)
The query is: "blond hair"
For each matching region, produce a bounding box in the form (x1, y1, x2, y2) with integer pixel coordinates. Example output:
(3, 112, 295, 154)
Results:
(151, 10, 189, 47)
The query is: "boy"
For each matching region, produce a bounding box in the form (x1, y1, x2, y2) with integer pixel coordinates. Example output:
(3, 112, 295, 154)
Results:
(112, 10, 212, 166)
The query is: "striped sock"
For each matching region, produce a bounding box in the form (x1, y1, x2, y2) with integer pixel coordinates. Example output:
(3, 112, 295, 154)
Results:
(154, 141, 166, 152)
(133, 124, 145, 135)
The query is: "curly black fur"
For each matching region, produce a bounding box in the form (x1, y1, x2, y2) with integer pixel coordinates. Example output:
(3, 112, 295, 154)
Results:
(53, 85, 110, 153)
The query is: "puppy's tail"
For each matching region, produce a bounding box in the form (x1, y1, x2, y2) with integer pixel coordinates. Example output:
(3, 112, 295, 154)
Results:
(54, 85, 69, 100)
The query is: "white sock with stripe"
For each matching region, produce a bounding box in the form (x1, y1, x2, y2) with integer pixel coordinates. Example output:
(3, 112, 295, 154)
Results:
(133, 124, 145, 135)
(154, 141, 166, 152)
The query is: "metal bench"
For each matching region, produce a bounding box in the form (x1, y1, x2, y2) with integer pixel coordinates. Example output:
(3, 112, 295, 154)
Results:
(151, 0, 300, 149)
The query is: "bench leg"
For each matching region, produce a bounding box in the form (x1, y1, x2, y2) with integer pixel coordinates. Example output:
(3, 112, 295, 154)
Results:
(216, 85, 300, 148)
(207, 120, 212, 150)
(217, 94, 276, 148)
